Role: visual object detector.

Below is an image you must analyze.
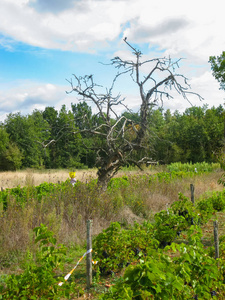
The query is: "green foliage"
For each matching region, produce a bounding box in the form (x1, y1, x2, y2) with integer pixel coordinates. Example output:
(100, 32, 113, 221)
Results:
(171, 195, 200, 224)
(0, 103, 224, 171)
(0, 126, 9, 153)
(153, 209, 187, 245)
(0, 127, 23, 170)
(1, 169, 225, 299)
(3, 143, 23, 170)
(196, 197, 214, 214)
(203, 191, 225, 212)
(4, 111, 50, 169)
(209, 51, 225, 90)
(0, 181, 70, 208)
(149, 105, 225, 164)
(167, 161, 220, 173)
(100, 227, 225, 299)
(210, 193, 225, 211)
(101, 258, 191, 300)
(0, 224, 74, 299)
(93, 222, 156, 274)
(218, 172, 225, 187)
(108, 176, 130, 191)
(196, 191, 225, 219)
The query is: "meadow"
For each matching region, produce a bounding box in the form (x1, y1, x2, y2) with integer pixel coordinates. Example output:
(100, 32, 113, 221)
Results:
(0, 169, 98, 189)
(1, 163, 225, 299)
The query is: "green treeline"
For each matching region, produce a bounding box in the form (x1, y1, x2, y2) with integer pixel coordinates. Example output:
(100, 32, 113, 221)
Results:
(0, 103, 224, 171)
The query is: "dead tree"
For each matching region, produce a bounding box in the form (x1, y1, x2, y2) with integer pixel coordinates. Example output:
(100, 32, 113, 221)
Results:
(66, 39, 203, 190)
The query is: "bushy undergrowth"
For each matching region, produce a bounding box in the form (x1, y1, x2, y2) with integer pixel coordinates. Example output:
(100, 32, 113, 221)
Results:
(167, 161, 221, 173)
(0, 162, 224, 299)
(94, 221, 225, 299)
(0, 164, 222, 260)
(93, 222, 157, 275)
(197, 190, 225, 213)
(100, 229, 225, 299)
(0, 224, 75, 300)
(93, 192, 219, 275)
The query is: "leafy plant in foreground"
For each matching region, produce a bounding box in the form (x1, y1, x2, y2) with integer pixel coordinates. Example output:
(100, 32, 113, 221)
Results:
(0, 224, 73, 300)
(196, 191, 225, 218)
(100, 227, 225, 299)
(93, 221, 156, 274)
(171, 194, 202, 225)
(209, 191, 225, 211)
(153, 209, 187, 247)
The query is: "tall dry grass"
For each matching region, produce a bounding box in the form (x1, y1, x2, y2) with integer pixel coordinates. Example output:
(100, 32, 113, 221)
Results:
(0, 169, 98, 189)
(0, 166, 162, 190)
(0, 169, 223, 272)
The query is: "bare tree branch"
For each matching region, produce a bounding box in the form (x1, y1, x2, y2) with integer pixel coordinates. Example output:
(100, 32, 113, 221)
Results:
(51, 38, 204, 189)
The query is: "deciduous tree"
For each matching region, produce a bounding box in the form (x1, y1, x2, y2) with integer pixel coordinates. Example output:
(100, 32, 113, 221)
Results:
(209, 52, 225, 90)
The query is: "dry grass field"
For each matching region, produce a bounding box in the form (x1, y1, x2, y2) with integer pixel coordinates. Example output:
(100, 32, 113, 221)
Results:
(0, 167, 160, 189)
(0, 169, 98, 189)
(0, 167, 223, 196)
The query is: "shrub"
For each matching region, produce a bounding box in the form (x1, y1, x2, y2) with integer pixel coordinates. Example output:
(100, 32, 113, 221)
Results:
(153, 209, 187, 247)
(171, 194, 201, 225)
(210, 192, 225, 211)
(197, 191, 225, 213)
(93, 221, 156, 274)
(101, 238, 225, 300)
(108, 176, 130, 191)
(0, 224, 73, 300)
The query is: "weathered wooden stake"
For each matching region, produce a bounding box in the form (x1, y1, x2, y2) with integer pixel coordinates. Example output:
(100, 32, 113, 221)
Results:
(190, 184, 195, 204)
(1, 187, 3, 192)
(86, 219, 92, 289)
(214, 220, 219, 259)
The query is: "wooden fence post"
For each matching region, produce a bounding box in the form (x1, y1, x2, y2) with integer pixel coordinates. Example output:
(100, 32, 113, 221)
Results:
(86, 219, 92, 289)
(214, 221, 219, 259)
(190, 184, 195, 204)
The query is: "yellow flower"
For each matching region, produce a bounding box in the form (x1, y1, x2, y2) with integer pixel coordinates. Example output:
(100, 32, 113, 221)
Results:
(69, 172, 76, 178)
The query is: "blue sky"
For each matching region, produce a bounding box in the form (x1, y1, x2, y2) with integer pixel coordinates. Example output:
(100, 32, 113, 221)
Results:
(0, 41, 102, 83)
(0, 0, 225, 122)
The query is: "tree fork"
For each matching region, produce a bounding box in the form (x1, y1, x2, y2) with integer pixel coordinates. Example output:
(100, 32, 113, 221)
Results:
(65, 38, 203, 189)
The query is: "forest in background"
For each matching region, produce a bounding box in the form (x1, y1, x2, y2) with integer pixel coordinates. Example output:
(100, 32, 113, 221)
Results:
(0, 102, 224, 171)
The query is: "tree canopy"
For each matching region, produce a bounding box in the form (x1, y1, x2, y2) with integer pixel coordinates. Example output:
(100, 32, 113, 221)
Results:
(0, 104, 224, 172)
(209, 52, 225, 90)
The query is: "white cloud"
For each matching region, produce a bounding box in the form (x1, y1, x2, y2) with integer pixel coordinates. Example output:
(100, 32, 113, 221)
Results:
(0, 0, 224, 59)
(123, 0, 225, 61)
(160, 71, 225, 113)
(0, 0, 225, 121)
(189, 72, 225, 107)
(0, 70, 224, 124)
(0, 0, 128, 51)
(0, 81, 68, 118)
